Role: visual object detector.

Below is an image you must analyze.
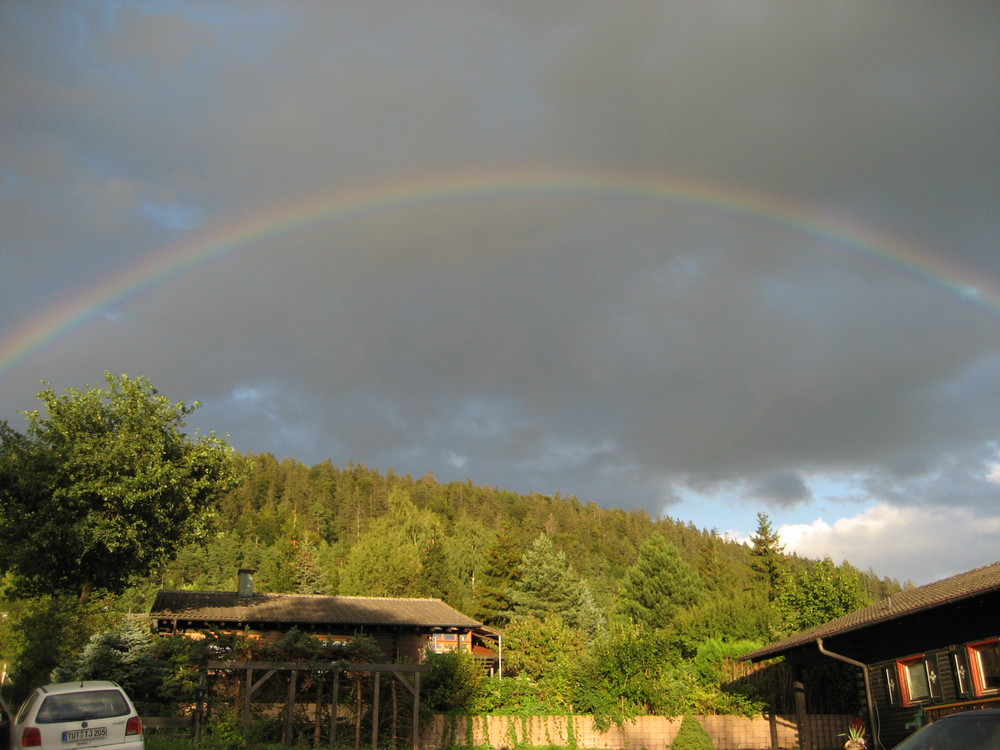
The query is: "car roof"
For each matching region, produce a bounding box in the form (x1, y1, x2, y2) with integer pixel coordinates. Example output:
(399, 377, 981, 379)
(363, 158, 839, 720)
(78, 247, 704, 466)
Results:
(36, 681, 124, 696)
(936, 709, 1000, 721)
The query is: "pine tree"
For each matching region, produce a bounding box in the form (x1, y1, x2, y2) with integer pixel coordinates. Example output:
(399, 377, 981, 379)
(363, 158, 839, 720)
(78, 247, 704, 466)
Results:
(419, 538, 454, 600)
(474, 525, 523, 625)
(618, 532, 704, 629)
(510, 534, 592, 630)
(749, 512, 785, 600)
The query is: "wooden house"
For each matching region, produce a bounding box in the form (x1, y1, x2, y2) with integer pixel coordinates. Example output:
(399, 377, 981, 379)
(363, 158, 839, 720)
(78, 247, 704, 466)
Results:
(149, 569, 483, 664)
(741, 560, 1000, 749)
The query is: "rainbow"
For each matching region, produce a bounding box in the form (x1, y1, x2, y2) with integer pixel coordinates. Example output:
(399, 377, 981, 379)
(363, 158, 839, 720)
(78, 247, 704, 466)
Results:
(0, 166, 995, 381)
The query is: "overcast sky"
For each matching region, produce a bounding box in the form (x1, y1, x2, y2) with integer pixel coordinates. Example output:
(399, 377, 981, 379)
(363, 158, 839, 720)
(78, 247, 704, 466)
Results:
(2, 2, 999, 586)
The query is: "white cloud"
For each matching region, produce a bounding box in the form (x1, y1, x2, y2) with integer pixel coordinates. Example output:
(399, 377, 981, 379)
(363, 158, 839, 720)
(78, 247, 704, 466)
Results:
(780, 505, 1000, 586)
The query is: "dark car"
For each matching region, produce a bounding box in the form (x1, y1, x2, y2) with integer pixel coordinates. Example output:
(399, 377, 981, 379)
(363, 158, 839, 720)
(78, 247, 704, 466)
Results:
(891, 709, 1000, 749)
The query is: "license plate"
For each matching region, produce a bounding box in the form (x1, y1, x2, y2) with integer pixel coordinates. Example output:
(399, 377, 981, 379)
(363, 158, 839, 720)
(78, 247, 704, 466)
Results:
(62, 727, 107, 742)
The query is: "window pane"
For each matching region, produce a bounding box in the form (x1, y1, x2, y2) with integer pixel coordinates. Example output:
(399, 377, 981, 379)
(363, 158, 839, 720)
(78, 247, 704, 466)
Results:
(973, 643, 1000, 692)
(904, 661, 930, 702)
(37, 690, 130, 723)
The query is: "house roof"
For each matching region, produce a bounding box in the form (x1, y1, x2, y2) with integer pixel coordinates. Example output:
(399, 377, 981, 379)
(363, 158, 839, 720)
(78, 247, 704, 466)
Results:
(742, 560, 1000, 662)
(150, 590, 482, 630)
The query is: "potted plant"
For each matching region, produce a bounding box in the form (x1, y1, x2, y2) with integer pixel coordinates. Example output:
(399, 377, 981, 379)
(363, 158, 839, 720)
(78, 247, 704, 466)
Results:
(841, 723, 867, 750)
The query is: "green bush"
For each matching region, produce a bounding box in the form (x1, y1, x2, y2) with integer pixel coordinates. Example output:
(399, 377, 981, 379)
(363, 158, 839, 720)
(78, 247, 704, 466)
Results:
(52, 622, 165, 713)
(670, 715, 715, 750)
(422, 650, 484, 714)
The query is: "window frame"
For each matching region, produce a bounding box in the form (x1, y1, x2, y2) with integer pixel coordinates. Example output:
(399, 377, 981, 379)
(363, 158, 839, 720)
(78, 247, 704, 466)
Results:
(966, 638, 1000, 697)
(895, 654, 941, 705)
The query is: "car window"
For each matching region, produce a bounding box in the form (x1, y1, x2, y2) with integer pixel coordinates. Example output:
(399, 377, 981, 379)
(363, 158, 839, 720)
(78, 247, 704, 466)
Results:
(15, 692, 40, 725)
(35, 690, 131, 724)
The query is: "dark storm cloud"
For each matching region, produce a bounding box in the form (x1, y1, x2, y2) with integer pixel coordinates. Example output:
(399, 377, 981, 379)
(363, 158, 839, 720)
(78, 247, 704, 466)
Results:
(1, 1, 998, 582)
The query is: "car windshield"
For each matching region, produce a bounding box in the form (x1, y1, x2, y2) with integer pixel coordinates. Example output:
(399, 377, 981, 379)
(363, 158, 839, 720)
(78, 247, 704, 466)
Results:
(35, 690, 130, 724)
(894, 714, 1000, 749)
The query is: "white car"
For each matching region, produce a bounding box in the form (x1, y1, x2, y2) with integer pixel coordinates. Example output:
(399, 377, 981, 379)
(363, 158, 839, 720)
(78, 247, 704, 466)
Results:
(12, 681, 143, 750)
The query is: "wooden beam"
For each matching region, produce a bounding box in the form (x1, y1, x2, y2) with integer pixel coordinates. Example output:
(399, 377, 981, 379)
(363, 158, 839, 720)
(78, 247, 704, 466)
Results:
(207, 660, 429, 673)
(329, 670, 340, 749)
(371, 672, 380, 750)
(282, 670, 298, 746)
(412, 671, 420, 750)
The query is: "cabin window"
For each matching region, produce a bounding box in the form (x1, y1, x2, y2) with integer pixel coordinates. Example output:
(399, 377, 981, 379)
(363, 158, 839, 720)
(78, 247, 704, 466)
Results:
(897, 656, 933, 704)
(968, 639, 1000, 695)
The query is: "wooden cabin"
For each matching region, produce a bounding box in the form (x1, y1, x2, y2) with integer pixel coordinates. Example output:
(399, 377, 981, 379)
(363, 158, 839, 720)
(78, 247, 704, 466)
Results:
(149, 568, 483, 664)
(742, 560, 1000, 749)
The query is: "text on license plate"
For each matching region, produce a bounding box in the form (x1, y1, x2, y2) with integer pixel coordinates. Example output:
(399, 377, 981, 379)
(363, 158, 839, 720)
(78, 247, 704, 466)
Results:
(62, 727, 107, 742)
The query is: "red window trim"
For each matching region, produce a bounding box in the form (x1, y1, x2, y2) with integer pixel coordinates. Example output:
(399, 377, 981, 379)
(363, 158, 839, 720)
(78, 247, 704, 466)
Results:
(966, 638, 1000, 697)
(896, 654, 930, 706)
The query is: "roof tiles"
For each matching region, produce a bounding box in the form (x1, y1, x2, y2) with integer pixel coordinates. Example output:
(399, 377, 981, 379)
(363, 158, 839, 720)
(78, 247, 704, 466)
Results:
(742, 560, 1000, 661)
(150, 590, 481, 629)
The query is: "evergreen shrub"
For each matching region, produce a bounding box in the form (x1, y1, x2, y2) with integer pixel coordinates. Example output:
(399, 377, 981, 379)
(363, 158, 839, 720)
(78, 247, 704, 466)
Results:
(670, 714, 716, 750)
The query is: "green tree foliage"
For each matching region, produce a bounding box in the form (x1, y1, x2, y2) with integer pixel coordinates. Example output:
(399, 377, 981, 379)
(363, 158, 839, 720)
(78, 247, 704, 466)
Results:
(0, 373, 245, 602)
(422, 651, 484, 714)
(573, 622, 676, 724)
(502, 613, 582, 709)
(51, 622, 165, 713)
(749, 512, 786, 600)
(777, 557, 873, 632)
(339, 488, 442, 596)
(670, 714, 716, 750)
(667, 589, 780, 657)
(474, 524, 523, 625)
(574, 578, 607, 635)
(420, 538, 454, 600)
(688, 639, 768, 715)
(619, 532, 704, 629)
(0, 595, 97, 704)
(510, 533, 598, 631)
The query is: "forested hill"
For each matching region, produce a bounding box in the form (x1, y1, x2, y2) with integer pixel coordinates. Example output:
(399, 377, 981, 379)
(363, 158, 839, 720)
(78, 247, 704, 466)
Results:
(155, 452, 901, 630)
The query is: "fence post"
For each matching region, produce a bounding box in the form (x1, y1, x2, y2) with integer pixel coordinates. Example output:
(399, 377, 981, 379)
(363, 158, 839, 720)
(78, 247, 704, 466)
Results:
(371, 672, 381, 750)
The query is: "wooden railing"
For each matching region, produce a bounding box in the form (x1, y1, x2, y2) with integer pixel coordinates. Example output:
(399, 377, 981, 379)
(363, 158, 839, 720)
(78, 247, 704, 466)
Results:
(925, 694, 1000, 721)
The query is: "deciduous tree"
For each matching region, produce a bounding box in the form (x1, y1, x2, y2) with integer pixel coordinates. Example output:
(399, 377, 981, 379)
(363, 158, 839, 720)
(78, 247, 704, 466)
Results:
(0, 373, 244, 603)
(777, 557, 872, 632)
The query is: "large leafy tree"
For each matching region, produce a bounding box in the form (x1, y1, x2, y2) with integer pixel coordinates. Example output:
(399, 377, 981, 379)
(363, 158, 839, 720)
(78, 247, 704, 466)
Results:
(573, 621, 674, 722)
(502, 613, 582, 709)
(0, 373, 244, 603)
(338, 488, 444, 596)
(777, 557, 872, 633)
(618, 532, 703, 629)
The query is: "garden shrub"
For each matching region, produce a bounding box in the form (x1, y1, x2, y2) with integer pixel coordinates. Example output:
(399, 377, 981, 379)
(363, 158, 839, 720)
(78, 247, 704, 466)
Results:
(670, 714, 715, 750)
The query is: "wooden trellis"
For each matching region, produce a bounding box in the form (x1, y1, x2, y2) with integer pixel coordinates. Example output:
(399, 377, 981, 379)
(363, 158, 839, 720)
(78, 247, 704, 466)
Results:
(199, 660, 430, 749)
